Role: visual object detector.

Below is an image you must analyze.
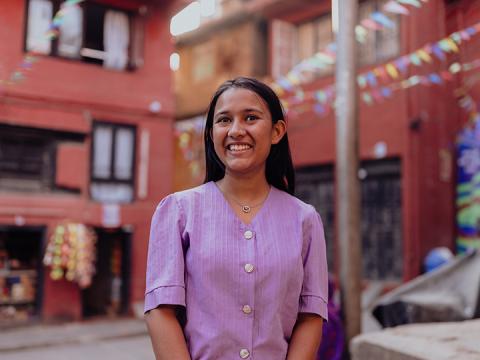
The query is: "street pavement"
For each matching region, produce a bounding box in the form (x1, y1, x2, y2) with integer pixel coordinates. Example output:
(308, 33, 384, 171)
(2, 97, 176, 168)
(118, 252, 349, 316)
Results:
(0, 317, 155, 360)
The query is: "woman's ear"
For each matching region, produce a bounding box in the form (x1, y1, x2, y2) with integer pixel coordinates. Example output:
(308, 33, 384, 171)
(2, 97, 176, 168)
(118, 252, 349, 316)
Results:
(271, 120, 286, 145)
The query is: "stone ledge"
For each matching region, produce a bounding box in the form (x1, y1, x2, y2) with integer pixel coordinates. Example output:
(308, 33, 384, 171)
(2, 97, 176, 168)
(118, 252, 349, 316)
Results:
(351, 319, 480, 360)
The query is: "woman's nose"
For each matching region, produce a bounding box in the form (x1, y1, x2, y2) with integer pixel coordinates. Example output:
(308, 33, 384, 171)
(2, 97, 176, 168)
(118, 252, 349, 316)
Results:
(228, 119, 246, 137)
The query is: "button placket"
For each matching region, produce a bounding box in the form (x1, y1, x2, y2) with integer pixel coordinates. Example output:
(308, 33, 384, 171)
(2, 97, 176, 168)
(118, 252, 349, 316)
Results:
(240, 226, 255, 358)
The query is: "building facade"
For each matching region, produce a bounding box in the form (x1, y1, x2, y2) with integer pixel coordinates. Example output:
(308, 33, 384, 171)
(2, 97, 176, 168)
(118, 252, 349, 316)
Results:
(173, 0, 480, 282)
(0, 0, 177, 325)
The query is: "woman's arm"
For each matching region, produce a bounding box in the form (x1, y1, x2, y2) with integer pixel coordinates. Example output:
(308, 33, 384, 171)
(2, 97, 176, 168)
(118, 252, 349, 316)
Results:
(286, 313, 324, 360)
(145, 305, 191, 360)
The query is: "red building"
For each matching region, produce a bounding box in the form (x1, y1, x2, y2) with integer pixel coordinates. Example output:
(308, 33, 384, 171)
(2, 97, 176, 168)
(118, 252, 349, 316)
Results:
(0, 0, 177, 324)
(172, 0, 480, 283)
(266, 0, 480, 281)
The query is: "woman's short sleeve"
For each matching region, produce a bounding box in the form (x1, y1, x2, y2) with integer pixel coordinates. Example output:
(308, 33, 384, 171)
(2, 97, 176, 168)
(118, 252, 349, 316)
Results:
(144, 194, 186, 313)
(299, 208, 329, 321)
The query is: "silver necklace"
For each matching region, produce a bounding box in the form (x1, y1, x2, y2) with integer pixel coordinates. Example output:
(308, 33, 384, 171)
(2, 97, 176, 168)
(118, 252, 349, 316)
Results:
(219, 186, 270, 213)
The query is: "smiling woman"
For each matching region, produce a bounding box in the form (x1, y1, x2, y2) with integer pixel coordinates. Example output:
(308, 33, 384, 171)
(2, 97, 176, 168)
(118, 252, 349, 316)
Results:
(210, 87, 286, 182)
(144, 77, 328, 360)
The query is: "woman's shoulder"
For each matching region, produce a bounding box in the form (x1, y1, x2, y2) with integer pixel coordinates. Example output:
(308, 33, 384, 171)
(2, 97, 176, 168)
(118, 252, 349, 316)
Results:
(158, 182, 211, 209)
(172, 182, 210, 200)
(271, 187, 318, 218)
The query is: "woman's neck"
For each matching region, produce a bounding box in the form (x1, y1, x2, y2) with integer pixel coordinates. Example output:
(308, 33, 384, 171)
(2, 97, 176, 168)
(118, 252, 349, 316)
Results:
(217, 172, 270, 202)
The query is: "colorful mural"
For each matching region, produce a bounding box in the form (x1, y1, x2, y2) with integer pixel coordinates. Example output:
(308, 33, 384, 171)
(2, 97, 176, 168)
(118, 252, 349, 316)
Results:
(457, 116, 480, 252)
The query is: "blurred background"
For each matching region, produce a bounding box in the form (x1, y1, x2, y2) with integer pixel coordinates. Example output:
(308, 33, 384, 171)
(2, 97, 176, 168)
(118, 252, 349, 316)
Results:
(0, 0, 479, 359)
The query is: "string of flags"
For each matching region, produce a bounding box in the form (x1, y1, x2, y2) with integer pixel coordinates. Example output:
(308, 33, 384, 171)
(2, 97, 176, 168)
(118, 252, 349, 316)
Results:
(0, 0, 84, 87)
(272, 0, 431, 94)
(281, 21, 480, 116)
(361, 58, 480, 106)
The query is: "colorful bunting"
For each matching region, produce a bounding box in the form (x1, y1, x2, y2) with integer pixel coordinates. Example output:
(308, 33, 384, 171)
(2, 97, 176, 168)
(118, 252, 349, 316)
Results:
(272, 0, 430, 92)
(371, 12, 396, 29)
(397, 0, 422, 7)
(384, 1, 410, 15)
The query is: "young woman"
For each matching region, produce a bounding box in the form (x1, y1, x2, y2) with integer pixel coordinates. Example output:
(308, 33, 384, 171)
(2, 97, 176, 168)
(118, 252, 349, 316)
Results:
(144, 77, 328, 360)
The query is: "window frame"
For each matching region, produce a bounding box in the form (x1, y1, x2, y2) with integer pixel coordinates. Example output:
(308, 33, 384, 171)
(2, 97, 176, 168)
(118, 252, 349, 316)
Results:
(90, 121, 137, 186)
(24, 0, 137, 69)
(271, 0, 401, 78)
(0, 124, 85, 193)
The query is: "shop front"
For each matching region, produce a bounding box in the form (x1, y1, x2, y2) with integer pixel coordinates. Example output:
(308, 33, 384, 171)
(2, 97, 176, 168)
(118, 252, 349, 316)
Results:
(0, 226, 45, 326)
(82, 228, 131, 317)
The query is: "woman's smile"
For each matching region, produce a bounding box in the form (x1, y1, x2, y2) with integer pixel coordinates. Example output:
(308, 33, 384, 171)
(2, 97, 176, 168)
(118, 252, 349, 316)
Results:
(226, 143, 253, 153)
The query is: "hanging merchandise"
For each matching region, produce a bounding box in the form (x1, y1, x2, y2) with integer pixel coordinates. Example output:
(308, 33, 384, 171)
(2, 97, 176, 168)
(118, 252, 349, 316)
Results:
(43, 222, 97, 288)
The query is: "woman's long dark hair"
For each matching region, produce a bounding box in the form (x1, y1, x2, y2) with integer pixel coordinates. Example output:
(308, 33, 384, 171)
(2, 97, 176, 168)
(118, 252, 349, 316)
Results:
(203, 77, 295, 195)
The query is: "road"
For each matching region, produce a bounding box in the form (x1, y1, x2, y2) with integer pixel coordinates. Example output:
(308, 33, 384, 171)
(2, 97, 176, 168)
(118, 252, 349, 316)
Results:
(1, 334, 155, 360)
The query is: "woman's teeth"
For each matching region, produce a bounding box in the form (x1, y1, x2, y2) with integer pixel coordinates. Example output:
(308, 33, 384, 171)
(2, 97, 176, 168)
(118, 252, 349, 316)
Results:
(228, 144, 251, 151)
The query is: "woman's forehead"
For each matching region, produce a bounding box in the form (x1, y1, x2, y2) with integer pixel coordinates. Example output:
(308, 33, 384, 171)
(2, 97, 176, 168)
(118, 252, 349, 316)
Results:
(215, 88, 268, 113)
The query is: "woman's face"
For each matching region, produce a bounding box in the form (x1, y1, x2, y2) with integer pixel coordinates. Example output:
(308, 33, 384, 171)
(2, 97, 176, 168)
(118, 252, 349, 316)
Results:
(211, 88, 286, 178)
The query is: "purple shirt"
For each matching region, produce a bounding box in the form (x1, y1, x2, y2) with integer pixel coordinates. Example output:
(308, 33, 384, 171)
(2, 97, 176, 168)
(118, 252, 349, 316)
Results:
(145, 182, 328, 359)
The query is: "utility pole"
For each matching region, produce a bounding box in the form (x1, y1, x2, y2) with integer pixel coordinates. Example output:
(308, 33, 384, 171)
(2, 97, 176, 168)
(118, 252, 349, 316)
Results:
(334, 0, 362, 347)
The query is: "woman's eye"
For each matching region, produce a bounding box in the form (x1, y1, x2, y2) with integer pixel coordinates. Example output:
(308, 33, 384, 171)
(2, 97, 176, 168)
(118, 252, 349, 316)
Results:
(246, 114, 258, 121)
(215, 117, 231, 124)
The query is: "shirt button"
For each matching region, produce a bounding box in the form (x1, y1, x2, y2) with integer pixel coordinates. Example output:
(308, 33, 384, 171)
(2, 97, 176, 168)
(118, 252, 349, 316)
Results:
(244, 263, 254, 273)
(239, 348, 250, 358)
(244, 230, 253, 240)
(242, 305, 252, 314)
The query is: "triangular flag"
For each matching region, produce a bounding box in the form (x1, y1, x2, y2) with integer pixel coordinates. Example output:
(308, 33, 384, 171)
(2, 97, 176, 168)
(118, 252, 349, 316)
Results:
(357, 75, 368, 88)
(371, 12, 396, 29)
(450, 32, 462, 44)
(409, 75, 421, 86)
(366, 72, 378, 87)
(371, 89, 384, 102)
(314, 91, 327, 104)
(440, 71, 453, 81)
(466, 27, 477, 36)
(383, 0, 410, 15)
(355, 25, 368, 43)
(428, 73, 443, 84)
(431, 44, 446, 61)
(386, 63, 399, 79)
(416, 49, 432, 63)
(410, 53, 422, 66)
(397, 0, 422, 7)
(381, 87, 393, 98)
(361, 18, 384, 30)
(438, 39, 453, 53)
(314, 104, 325, 115)
(460, 30, 471, 41)
(445, 38, 459, 52)
(362, 92, 374, 105)
(394, 57, 409, 74)
(374, 67, 390, 81)
(448, 62, 461, 74)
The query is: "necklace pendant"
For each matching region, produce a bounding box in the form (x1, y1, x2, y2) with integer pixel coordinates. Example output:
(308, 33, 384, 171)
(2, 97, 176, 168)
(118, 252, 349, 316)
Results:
(242, 205, 251, 213)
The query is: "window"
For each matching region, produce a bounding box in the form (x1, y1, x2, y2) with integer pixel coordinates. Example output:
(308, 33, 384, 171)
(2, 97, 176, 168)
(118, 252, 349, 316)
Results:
(25, 0, 141, 70)
(90, 122, 136, 203)
(358, 0, 400, 65)
(271, 15, 335, 79)
(0, 125, 55, 191)
(0, 124, 83, 192)
(271, 0, 400, 78)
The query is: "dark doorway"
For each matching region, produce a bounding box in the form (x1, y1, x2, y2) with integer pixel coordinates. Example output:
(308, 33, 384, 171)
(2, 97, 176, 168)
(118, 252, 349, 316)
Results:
(0, 226, 45, 325)
(296, 158, 403, 280)
(296, 165, 336, 271)
(82, 228, 130, 317)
